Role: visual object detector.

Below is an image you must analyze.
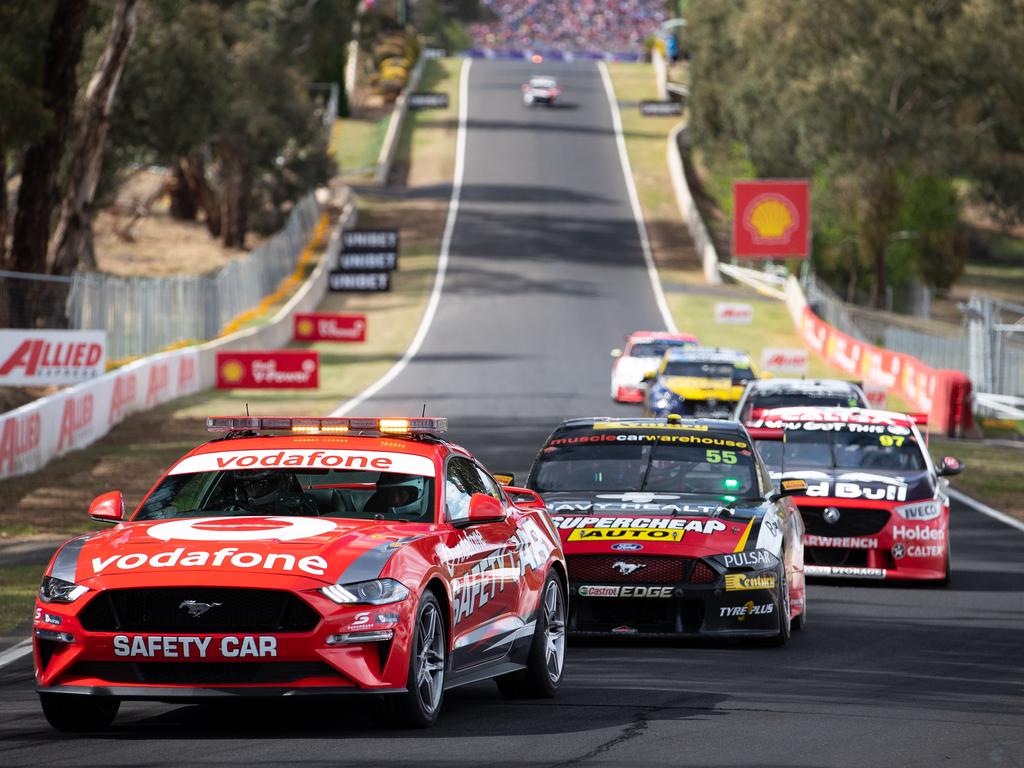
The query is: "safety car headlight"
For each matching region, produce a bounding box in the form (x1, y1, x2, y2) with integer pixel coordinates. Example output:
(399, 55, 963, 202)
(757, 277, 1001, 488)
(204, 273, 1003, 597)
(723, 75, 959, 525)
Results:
(708, 549, 779, 571)
(893, 500, 943, 521)
(38, 575, 89, 604)
(320, 578, 410, 605)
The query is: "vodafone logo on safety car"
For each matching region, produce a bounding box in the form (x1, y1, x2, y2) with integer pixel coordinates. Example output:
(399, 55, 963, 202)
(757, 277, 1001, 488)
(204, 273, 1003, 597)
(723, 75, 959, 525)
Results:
(147, 516, 338, 542)
(170, 448, 436, 477)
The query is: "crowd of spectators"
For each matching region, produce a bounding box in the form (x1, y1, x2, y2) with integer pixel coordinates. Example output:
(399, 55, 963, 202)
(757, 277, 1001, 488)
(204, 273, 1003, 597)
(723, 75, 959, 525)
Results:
(469, 1, 667, 55)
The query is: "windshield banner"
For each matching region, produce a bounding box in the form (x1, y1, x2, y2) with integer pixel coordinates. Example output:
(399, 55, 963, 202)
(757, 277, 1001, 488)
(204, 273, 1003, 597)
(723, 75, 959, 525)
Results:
(170, 448, 436, 477)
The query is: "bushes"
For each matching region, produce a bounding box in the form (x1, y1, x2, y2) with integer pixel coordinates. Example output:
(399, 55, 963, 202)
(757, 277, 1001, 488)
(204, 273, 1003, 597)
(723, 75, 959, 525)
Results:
(368, 29, 421, 102)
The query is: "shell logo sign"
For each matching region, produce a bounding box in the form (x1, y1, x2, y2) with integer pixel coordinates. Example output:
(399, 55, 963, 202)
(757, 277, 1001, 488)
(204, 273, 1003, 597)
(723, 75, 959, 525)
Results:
(733, 180, 810, 258)
(215, 351, 319, 389)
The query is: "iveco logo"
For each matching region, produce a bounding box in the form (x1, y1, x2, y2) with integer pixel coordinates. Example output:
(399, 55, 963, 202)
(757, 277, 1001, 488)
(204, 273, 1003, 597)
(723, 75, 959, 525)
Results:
(179, 600, 222, 618)
(612, 561, 646, 576)
(822, 507, 842, 525)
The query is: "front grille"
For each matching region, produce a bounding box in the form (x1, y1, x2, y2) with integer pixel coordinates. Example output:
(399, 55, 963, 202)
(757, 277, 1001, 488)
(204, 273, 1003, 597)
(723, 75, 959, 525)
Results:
(572, 597, 706, 634)
(800, 506, 891, 537)
(68, 661, 339, 686)
(79, 588, 320, 633)
(568, 556, 712, 584)
(805, 547, 869, 567)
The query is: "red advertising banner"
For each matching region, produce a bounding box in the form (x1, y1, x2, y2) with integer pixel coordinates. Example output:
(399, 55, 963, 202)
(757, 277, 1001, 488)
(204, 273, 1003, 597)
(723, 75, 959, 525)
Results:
(293, 313, 366, 343)
(732, 180, 810, 258)
(216, 351, 319, 389)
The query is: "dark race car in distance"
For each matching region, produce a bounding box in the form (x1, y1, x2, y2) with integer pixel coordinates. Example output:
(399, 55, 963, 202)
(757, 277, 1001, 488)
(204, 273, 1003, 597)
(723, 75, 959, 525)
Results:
(735, 378, 868, 424)
(525, 417, 808, 643)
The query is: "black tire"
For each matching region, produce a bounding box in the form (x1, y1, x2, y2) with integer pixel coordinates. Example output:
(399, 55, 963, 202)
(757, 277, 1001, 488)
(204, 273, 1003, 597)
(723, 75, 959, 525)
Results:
(39, 693, 119, 732)
(769, 572, 792, 647)
(497, 571, 566, 699)
(389, 591, 446, 728)
(792, 588, 807, 632)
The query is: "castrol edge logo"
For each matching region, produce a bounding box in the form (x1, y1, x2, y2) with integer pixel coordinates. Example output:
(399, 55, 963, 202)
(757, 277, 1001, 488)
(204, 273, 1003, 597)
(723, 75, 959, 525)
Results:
(169, 448, 436, 477)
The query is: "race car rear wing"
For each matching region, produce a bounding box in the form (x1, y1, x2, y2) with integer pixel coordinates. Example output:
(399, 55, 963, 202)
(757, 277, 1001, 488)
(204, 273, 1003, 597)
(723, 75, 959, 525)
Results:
(746, 427, 784, 441)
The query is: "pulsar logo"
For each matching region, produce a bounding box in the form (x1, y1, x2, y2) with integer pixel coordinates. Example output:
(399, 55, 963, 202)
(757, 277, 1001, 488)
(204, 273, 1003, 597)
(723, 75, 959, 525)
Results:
(822, 507, 841, 525)
(612, 561, 646, 576)
(179, 600, 222, 618)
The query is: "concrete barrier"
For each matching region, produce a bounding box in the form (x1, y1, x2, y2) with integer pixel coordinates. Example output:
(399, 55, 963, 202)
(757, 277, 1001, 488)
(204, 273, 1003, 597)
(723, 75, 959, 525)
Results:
(375, 56, 426, 186)
(667, 123, 721, 285)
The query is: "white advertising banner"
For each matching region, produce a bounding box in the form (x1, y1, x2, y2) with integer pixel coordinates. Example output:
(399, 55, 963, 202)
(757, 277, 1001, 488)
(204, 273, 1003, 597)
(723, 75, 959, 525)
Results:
(761, 347, 809, 375)
(0, 348, 201, 480)
(714, 302, 754, 324)
(0, 330, 107, 386)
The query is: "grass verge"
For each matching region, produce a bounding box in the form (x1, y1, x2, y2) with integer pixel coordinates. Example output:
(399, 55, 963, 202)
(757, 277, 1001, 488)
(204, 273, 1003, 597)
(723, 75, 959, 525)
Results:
(332, 111, 391, 181)
(931, 440, 1024, 523)
(0, 58, 462, 540)
(0, 564, 43, 636)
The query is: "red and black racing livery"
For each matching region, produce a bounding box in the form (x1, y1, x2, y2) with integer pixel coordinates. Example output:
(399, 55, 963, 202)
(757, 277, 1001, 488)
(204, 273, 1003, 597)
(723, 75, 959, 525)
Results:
(750, 407, 963, 583)
(33, 416, 566, 731)
(523, 417, 807, 642)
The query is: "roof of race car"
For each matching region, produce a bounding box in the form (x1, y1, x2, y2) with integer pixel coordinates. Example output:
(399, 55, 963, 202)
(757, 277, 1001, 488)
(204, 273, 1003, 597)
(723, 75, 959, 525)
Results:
(754, 406, 917, 426)
(664, 347, 750, 364)
(747, 378, 863, 395)
(626, 330, 699, 343)
(183, 432, 466, 462)
(549, 416, 748, 437)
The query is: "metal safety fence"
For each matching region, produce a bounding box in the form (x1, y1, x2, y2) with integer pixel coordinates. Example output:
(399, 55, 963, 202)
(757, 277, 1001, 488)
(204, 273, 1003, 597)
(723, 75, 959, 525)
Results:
(1, 193, 321, 361)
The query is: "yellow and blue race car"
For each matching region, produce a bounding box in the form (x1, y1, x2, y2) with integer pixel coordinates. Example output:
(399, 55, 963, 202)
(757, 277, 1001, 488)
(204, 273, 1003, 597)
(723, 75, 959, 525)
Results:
(642, 347, 756, 419)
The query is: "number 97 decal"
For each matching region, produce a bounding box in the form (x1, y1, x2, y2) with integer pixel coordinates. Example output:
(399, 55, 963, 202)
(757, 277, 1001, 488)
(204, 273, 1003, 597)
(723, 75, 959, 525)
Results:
(879, 435, 905, 447)
(706, 449, 737, 464)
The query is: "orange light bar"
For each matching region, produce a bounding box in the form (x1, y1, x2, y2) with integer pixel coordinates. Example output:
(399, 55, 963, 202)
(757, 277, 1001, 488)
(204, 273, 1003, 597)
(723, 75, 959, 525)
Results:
(206, 417, 448, 435)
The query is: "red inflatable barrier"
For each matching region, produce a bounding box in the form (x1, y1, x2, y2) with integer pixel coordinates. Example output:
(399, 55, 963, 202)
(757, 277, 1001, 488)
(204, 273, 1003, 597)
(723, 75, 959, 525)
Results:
(797, 307, 972, 436)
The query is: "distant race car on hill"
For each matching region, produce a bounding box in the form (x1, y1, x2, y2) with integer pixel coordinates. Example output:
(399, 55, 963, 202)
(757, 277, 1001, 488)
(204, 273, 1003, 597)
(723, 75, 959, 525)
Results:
(735, 378, 868, 423)
(750, 407, 964, 583)
(643, 347, 756, 418)
(610, 331, 700, 403)
(522, 76, 560, 105)
(524, 417, 808, 642)
(32, 417, 566, 731)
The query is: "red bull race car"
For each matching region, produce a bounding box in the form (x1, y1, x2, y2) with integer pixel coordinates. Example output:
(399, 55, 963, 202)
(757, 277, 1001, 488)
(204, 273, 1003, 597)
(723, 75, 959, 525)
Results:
(32, 416, 566, 731)
(749, 407, 963, 583)
(523, 417, 808, 643)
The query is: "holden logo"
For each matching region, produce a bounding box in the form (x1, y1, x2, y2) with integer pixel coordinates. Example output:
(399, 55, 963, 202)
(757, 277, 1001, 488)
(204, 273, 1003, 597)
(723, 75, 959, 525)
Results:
(179, 600, 222, 618)
(612, 561, 646, 576)
(822, 507, 841, 525)
(892, 543, 906, 559)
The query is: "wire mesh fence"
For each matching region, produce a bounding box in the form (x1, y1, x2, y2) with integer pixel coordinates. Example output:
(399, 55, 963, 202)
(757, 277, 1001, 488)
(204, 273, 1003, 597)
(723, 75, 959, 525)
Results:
(1, 193, 321, 361)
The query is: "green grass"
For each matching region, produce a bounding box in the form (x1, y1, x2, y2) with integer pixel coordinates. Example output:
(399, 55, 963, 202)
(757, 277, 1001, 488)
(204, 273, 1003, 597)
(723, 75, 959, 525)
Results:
(331, 113, 391, 179)
(0, 564, 43, 635)
(931, 439, 1024, 522)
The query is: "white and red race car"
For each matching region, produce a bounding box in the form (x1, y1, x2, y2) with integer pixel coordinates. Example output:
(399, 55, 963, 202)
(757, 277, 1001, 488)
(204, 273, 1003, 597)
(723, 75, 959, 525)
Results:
(610, 331, 699, 403)
(749, 407, 963, 583)
(522, 76, 560, 106)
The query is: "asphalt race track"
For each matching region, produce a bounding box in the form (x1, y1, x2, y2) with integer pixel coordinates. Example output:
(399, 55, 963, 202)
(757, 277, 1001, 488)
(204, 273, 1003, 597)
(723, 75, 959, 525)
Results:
(2, 60, 1023, 768)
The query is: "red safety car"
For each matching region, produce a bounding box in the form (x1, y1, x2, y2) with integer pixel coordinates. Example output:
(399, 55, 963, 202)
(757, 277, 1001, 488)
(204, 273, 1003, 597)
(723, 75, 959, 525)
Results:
(750, 407, 963, 582)
(32, 416, 566, 731)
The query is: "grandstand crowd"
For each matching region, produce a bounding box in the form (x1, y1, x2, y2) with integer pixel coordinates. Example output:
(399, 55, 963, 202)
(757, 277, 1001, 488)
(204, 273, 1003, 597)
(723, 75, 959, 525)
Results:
(469, 0, 667, 54)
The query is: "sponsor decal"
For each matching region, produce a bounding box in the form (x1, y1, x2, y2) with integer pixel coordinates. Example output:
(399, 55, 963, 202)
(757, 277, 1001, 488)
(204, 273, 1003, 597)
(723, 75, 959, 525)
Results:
(145, 362, 170, 406)
(724, 573, 777, 591)
(293, 313, 367, 342)
(216, 351, 318, 389)
(732, 180, 810, 258)
(804, 535, 879, 549)
(328, 270, 391, 292)
(579, 585, 674, 599)
(891, 524, 944, 542)
(547, 433, 747, 448)
(611, 625, 638, 634)
(639, 99, 683, 116)
(109, 375, 137, 425)
(761, 348, 808, 376)
(754, 509, 783, 555)
(169, 448, 436, 477)
(338, 251, 398, 271)
(611, 561, 645, 576)
(341, 230, 399, 251)
(0, 330, 106, 385)
(804, 480, 908, 502)
(552, 516, 727, 535)
(113, 635, 277, 659)
(0, 411, 41, 475)
(714, 302, 753, 325)
(408, 92, 450, 109)
(805, 565, 887, 579)
(57, 393, 95, 452)
(864, 383, 888, 409)
(147, 516, 338, 542)
(720, 601, 775, 620)
(593, 422, 709, 432)
(721, 550, 775, 569)
(89, 546, 329, 576)
(894, 501, 942, 521)
(569, 528, 681, 542)
(893, 543, 945, 559)
(611, 542, 644, 552)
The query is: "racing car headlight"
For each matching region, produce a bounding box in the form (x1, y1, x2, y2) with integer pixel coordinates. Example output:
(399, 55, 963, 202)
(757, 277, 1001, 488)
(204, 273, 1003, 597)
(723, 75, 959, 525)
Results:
(893, 500, 943, 521)
(38, 575, 89, 604)
(654, 389, 683, 409)
(320, 578, 410, 605)
(708, 549, 779, 571)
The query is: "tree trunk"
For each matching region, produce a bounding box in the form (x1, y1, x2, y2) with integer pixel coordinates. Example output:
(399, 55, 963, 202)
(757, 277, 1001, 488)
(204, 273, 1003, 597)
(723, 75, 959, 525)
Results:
(6, 0, 91, 275)
(47, 0, 140, 275)
(218, 145, 248, 248)
(181, 152, 221, 236)
(0, 154, 7, 265)
(169, 160, 198, 220)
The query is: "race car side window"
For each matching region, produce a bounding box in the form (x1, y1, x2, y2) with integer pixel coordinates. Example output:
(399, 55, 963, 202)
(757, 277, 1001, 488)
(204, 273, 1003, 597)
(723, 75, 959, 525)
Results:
(446, 457, 487, 523)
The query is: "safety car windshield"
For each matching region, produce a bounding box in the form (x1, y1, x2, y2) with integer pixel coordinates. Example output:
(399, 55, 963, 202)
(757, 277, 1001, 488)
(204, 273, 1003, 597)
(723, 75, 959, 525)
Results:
(756, 427, 927, 472)
(531, 437, 762, 498)
(663, 362, 753, 384)
(135, 469, 436, 523)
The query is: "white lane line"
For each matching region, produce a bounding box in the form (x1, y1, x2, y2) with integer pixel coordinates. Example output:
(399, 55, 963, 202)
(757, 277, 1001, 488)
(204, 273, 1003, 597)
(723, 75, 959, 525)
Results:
(597, 60, 678, 334)
(949, 488, 1024, 535)
(0, 638, 32, 670)
(330, 57, 473, 417)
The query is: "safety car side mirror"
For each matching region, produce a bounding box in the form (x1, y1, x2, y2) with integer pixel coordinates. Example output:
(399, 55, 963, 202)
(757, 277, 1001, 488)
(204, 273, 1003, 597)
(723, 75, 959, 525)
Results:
(610, 348, 622, 359)
(89, 491, 125, 523)
(451, 494, 507, 528)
